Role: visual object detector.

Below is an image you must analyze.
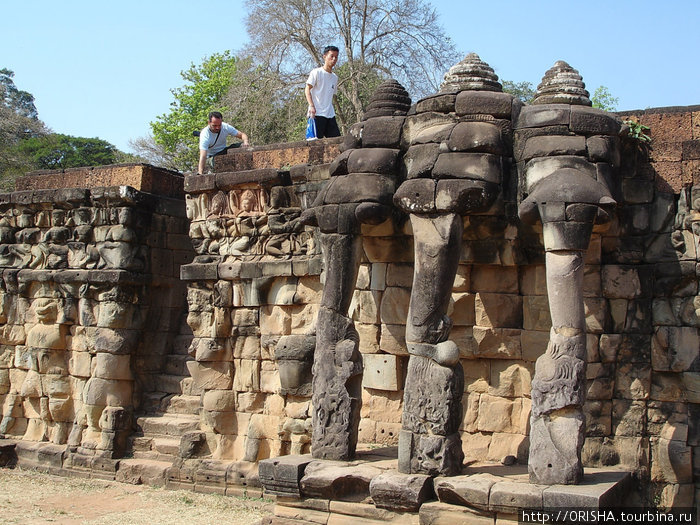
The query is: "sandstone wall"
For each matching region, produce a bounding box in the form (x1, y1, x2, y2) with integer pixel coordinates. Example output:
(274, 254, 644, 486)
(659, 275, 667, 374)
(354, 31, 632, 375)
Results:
(180, 108, 699, 507)
(0, 165, 193, 458)
(0, 106, 697, 508)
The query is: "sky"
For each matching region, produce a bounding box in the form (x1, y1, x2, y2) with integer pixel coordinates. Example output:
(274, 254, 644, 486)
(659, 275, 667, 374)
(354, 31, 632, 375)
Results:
(3, 0, 699, 153)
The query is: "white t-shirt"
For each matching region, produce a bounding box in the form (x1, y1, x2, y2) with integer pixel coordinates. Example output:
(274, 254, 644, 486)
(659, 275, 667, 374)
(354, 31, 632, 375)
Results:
(306, 67, 338, 118)
(199, 122, 239, 156)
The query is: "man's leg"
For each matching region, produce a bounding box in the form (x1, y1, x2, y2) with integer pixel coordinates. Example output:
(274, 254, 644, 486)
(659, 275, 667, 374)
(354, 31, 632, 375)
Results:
(315, 116, 329, 138)
(325, 117, 340, 138)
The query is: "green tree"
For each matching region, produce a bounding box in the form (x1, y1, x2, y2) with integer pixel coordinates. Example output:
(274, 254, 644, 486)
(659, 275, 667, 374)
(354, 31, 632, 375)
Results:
(0, 69, 47, 187)
(591, 85, 619, 111)
(501, 80, 536, 104)
(1, 68, 39, 119)
(15, 134, 118, 170)
(150, 51, 239, 171)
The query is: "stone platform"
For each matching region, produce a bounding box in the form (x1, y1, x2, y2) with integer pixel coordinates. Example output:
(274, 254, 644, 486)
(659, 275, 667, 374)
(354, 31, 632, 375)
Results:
(259, 446, 632, 524)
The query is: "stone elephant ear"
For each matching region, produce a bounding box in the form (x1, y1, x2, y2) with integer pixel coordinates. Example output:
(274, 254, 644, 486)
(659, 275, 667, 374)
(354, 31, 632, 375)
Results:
(518, 168, 616, 225)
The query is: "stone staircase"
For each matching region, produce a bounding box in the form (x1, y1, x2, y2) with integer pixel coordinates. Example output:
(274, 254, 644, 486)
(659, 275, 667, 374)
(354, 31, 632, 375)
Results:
(131, 397, 202, 462)
(128, 321, 204, 465)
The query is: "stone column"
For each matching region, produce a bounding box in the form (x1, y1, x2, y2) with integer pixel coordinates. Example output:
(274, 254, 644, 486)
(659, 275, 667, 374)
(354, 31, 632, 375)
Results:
(394, 54, 512, 476)
(529, 250, 587, 484)
(515, 61, 622, 484)
(303, 80, 412, 460)
(311, 232, 364, 460)
(399, 213, 464, 476)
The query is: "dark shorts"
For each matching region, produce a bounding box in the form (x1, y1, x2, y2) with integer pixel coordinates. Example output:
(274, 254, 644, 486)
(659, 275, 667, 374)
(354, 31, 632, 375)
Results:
(314, 116, 340, 138)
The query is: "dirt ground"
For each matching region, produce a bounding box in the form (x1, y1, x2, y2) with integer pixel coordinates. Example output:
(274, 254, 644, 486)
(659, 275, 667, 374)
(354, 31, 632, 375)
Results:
(0, 467, 274, 525)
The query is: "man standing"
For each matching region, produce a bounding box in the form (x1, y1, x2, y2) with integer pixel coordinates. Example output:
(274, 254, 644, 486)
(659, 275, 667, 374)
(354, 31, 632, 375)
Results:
(305, 46, 340, 138)
(198, 111, 249, 174)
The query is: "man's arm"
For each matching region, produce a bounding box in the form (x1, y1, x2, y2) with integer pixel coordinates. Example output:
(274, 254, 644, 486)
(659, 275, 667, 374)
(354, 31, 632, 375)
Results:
(198, 149, 207, 175)
(305, 84, 316, 117)
(236, 131, 249, 146)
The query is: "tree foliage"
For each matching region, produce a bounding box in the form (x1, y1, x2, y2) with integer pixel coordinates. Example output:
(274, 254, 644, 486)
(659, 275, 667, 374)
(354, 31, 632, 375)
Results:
(15, 134, 118, 170)
(149, 52, 239, 171)
(591, 85, 619, 111)
(501, 80, 536, 104)
(0, 69, 47, 186)
(243, 0, 459, 126)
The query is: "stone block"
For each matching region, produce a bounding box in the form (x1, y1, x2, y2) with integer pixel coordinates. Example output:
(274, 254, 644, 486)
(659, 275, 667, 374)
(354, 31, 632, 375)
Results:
(472, 327, 521, 359)
(403, 143, 441, 179)
(433, 153, 502, 183)
(541, 470, 631, 508)
(489, 481, 543, 512)
(521, 330, 549, 362)
(475, 293, 522, 328)
(447, 121, 507, 155)
(202, 390, 236, 412)
(92, 353, 132, 380)
(186, 360, 233, 390)
(434, 473, 500, 509)
(650, 438, 693, 483)
(393, 178, 437, 214)
(362, 353, 402, 391)
(489, 361, 532, 398)
(570, 106, 621, 136)
(475, 395, 521, 434)
(487, 433, 528, 463)
(448, 293, 475, 326)
(419, 501, 494, 525)
(614, 362, 650, 400)
(83, 377, 132, 407)
(361, 117, 405, 148)
(523, 156, 597, 193)
(461, 432, 492, 463)
(300, 461, 382, 499)
(516, 105, 570, 129)
(370, 470, 434, 512)
(455, 91, 513, 118)
(651, 326, 699, 372)
(379, 287, 410, 325)
(415, 94, 456, 114)
(379, 324, 408, 355)
(521, 135, 586, 161)
(470, 266, 518, 293)
(349, 290, 381, 324)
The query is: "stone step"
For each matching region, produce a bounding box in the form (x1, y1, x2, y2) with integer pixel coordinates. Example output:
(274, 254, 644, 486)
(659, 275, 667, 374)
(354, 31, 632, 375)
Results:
(131, 436, 154, 452)
(161, 394, 201, 415)
(116, 458, 174, 487)
(152, 437, 181, 456)
(137, 414, 201, 437)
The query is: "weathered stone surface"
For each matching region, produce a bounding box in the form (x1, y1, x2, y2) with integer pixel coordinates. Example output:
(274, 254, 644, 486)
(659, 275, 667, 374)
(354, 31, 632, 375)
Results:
(517, 105, 571, 129)
(369, 470, 434, 512)
(434, 473, 501, 509)
(362, 353, 402, 391)
(259, 455, 312, 497)
(432, 153, 502, 183)
(420, 501, 494, 525)
(455, 91, 513, 118)
(521, 136, 587, 161)
(311, 307, 363, 460)
(300, 461, 382, 499)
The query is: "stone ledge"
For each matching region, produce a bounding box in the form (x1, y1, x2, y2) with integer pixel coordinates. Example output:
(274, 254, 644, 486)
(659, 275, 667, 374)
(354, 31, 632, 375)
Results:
(181, 256, 323, 282)
(2, 439, 263, 495)
(16, 164, 184, 198)
(214, 138, 343, 173)
(262, 449, 633, 522)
